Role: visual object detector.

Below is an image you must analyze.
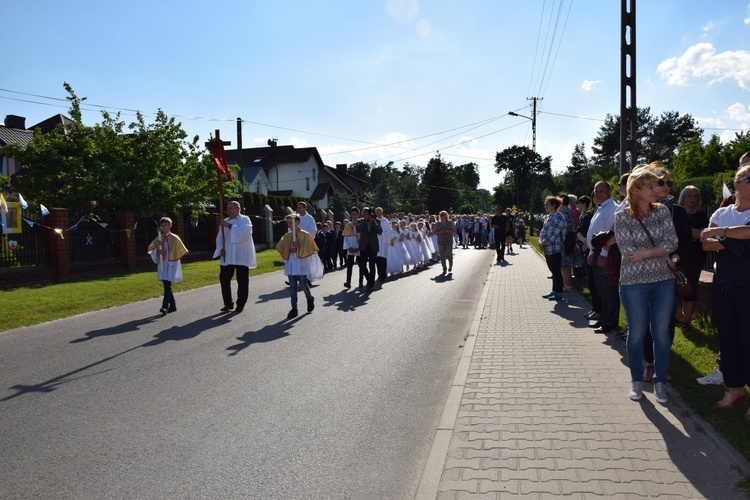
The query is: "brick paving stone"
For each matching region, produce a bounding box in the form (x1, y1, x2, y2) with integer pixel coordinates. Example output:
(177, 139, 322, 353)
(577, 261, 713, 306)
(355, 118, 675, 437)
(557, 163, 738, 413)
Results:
(433, 247, 750, 499)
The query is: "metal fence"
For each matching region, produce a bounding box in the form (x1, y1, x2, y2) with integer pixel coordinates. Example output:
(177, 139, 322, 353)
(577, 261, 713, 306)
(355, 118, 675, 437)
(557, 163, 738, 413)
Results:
(69, 216, 117, 263)
(0, 224, 46, 268)
(183, 213, 211, 252)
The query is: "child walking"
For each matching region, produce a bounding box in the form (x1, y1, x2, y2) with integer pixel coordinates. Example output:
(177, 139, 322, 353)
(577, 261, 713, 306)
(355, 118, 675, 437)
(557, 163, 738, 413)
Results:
(276, 213, 319, 319)
(148, 217, 189, 315)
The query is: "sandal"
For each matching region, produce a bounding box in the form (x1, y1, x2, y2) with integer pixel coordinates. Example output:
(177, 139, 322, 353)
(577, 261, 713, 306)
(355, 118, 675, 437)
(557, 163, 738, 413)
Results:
(643, 364, 654, 383)
(715, 390, 747, 409)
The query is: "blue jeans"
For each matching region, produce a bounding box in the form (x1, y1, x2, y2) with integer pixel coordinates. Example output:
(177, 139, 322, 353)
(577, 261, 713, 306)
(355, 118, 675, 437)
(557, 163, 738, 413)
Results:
(620, 278, 675, 384)
(289, 275, 312, 310)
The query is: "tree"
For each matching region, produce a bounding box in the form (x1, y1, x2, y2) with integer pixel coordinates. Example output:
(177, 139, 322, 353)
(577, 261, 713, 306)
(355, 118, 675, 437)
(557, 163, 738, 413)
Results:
(422, 154, 459, 213)
(330, 191, 356, 217)
(644, 110, 703, 167)
(494, 145, 552, 212)
(369, 162, 399, 210)
(347, 161, 371, 183)
(6, 83, 215, 216)
(396, 163, 424, 212)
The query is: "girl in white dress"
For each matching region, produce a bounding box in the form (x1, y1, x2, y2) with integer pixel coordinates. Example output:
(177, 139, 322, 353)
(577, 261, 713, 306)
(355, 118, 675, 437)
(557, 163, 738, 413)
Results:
(397, 220, 417, 270)
(416, 221, 433, 265)
(407, 222, 426, 267)
(387, 221, 404, 274)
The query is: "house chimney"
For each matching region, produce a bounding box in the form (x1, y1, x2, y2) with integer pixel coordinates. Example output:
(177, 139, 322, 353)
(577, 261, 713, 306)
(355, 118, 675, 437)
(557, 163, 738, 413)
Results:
(267, 138, 277, 148)
(336, 164, 348, 173)
(4, 115, 26, 129)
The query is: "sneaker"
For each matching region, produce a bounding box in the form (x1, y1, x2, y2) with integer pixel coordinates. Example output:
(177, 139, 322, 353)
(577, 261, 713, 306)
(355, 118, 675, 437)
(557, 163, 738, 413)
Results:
(629, 382, 643, 401)
(307, 297, 315, 313)
(547, 292, 562, 301)
(654, 382, 668, 404)
(542, 292, 554, 298)
(696, 367, 724, 386)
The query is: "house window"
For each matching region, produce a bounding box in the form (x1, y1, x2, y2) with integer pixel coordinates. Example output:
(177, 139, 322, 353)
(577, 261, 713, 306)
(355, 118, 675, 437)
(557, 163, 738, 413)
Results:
(306, 178, 310, 191)
(1, 156, 7, 177)
(312, 169, 316, 181)
(256, 180, 261, 193)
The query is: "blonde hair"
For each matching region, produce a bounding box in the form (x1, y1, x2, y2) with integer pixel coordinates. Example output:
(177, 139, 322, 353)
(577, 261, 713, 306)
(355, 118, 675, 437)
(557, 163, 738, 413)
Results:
(626, 169, 659, 219)
(734, 164, 750, 182)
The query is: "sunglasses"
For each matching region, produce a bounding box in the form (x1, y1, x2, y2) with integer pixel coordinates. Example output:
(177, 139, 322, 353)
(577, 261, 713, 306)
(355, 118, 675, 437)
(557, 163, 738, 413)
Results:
(656, 179, 674, 187)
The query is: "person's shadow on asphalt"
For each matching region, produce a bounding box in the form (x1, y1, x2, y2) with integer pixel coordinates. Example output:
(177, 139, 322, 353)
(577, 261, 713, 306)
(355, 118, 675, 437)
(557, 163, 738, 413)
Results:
(71, 316, 163, 343)
(226, 318, 301, 355)
(141, 313, 232, 347)
(322, 289, 370, 312)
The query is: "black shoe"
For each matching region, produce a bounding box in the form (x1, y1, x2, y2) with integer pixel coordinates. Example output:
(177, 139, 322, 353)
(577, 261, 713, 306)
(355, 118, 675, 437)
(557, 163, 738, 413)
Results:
(220, 304, 234, 312)
(167, 305, 177, 314)
(590, 322, 603, 329)
(287, 308, 298, 319)
(344, 282, 351, 289)
(594, 325, 615, 334)
(159, 308, 167, 316)
(234, 306, 244, 313)
(307, 297, 315, 313)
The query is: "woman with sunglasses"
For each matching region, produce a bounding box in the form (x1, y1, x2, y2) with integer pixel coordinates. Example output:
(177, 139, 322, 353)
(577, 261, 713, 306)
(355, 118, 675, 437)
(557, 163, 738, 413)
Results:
(700, 154, 750, 418)
(640, 163, 693, 383)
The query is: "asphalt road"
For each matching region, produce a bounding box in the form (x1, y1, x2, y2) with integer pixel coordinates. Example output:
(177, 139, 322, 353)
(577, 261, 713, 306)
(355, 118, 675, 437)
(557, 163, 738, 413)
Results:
(0, 247, 493, 500)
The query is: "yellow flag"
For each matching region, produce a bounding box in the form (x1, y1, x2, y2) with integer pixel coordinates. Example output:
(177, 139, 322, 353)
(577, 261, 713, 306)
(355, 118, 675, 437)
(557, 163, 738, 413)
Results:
(0, 193, 7, 213)
(126, 229, 132, 239)
(54, 228, 64, 239)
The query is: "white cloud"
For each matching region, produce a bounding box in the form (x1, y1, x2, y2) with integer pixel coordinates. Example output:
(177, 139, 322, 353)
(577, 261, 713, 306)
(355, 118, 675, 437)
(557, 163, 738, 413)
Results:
(745, 3, 750, 25)
(580, 80, 602, 91)
(701, 21, 714, 33)
(657, 42, 750, 91)
(416, 19, 431, 37)
(727, 102, 750, 121)
(386, 0, 419, 24)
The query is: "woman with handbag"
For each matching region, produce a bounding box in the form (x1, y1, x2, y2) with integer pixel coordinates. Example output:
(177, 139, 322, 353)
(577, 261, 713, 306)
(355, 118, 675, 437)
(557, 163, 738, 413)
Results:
(700, 155, 750, 417)
(614, 169, 678, 404)
(642, 164, 693, 382)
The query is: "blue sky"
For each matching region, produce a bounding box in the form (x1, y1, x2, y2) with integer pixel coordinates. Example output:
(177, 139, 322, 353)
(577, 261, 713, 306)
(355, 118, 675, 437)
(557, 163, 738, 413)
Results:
(2, 0, 749, 191)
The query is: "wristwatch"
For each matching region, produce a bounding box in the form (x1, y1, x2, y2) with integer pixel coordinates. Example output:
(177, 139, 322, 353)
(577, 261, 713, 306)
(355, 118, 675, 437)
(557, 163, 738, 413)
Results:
(671, 256, 679, 264)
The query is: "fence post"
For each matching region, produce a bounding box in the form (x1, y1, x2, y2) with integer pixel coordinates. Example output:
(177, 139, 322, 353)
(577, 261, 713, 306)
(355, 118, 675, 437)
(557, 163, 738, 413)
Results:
(263, 204, 274, 247)
(115, 210, 136, 270)
(46, 208, 70, 279)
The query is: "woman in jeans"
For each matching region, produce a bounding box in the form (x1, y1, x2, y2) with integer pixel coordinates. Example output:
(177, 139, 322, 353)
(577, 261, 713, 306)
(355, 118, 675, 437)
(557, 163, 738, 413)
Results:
(539, 196, 566, 301)
(614, 169, 678, 404)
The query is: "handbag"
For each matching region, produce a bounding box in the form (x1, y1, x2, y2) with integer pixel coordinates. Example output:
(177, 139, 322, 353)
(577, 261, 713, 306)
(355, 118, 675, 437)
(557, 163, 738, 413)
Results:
(635, 219, 693, 298)
(563, 230, 576, 256)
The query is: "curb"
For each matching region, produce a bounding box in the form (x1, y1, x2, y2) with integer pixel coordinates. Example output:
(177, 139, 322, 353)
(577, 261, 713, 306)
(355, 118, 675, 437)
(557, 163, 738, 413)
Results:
(413, 262, 491, 500)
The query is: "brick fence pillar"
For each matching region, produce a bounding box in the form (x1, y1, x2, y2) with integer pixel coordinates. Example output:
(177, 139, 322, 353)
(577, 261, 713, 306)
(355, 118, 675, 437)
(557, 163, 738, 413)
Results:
(115, 210, 136, 270)
(46, 208, 70, 279)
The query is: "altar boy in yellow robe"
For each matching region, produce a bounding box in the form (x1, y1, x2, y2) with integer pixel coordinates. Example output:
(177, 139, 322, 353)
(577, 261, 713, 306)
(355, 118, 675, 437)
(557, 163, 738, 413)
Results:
(276, 213, 319, 319)
(148, 217, 189, 315)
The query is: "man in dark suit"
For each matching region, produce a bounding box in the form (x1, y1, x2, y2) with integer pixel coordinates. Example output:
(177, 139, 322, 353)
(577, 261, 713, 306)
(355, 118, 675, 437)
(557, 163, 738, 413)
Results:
(357, 207, 382, 291)
(324, 222, 337, 270)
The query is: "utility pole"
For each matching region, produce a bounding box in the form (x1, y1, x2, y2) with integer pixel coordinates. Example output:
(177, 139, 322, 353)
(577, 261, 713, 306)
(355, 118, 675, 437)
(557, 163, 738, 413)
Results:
(236, 117, 244, 209)
(620, 0, 637, 175)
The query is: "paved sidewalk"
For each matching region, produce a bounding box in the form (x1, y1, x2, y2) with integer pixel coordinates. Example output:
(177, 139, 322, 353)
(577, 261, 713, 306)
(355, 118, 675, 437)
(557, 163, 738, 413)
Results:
(417, 245, 750, 499)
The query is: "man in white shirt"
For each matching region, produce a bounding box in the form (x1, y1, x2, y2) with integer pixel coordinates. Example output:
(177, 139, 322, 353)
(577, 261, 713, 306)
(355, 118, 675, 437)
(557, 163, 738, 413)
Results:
(585, 181, 620, 333)
(297, 201, 317, 234)
(214, 201, 257, 313)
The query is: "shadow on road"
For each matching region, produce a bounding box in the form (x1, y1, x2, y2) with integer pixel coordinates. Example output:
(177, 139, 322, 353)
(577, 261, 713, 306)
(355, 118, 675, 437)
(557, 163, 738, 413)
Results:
(142, 313, 232, 347)
(71, 315, 163, 343)
(226, 317, 301, 355)
(1, 345, 141, 401)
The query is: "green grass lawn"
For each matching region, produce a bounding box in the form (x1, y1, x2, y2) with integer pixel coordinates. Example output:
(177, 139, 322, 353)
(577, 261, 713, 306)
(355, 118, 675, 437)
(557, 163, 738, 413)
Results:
(0, 249, 284, 332)
(528, 234, 750, 476)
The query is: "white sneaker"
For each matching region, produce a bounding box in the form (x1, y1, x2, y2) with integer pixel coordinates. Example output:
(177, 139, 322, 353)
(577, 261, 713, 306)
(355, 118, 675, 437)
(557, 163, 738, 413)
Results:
(654, 382, 668, 404)
(696, 367, 723, 386)
(629, 382, 642, 401)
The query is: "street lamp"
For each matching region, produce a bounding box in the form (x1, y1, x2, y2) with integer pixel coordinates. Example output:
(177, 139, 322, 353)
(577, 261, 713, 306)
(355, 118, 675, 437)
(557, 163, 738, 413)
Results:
(508, 109, 539, 227)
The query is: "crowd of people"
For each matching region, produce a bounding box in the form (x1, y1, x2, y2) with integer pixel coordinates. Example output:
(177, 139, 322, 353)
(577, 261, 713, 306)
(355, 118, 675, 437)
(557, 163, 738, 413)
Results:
(538, 153, 750, 417)
(149, 153, 750, 420)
